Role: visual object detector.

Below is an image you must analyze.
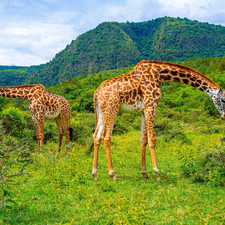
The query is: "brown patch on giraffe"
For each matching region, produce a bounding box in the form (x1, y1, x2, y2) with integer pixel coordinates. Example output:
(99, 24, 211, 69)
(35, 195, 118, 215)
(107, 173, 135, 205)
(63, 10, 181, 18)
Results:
(173, 77, 181, 82)
(182, 79, 189, 84)
(171, 71, 178, 76)
(195, 83, 200, 88)
(179, 72, 185, 77)
(160, 69, 169, 74)
(161, 75, 172, 81)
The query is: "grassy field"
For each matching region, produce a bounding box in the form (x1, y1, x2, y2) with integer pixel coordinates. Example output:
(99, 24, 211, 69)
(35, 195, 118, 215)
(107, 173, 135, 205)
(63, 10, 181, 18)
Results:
(1, 128, 225, 225)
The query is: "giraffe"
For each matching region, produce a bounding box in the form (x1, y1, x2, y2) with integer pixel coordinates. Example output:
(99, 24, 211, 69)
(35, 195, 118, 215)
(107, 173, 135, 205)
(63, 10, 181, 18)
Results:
(0, 84, 71, 153)
(92, 60, 225, 180)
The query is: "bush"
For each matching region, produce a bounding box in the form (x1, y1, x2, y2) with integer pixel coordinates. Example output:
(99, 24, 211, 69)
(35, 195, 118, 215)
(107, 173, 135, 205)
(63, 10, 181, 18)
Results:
(155, 119, 191, 144)
(0, 107, 35, 139)
(181, 147, 225, 186)
(70, 112, 95, 144)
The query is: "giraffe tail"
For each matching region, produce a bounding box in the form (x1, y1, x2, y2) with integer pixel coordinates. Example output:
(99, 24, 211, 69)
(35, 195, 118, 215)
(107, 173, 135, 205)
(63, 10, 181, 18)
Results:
(87, 91, 98, 155)
(69, 127, 73, 141)
(69, 115, 73, 141)
(93, 91, 98, 129)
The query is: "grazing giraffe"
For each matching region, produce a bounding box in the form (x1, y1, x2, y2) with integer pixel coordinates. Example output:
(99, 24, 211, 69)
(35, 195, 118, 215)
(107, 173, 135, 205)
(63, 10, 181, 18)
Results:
(92, 60, 225, 180)
(0, 84, 71, 153)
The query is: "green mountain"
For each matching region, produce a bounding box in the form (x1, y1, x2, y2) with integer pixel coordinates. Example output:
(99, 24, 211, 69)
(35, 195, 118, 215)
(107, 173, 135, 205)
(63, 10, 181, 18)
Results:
(2, 17, 225, 87)
(25, 17, 225, 87)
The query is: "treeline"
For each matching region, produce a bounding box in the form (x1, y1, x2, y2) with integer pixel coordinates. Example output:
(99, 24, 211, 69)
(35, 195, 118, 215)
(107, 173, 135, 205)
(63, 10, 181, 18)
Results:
(0, 65, 42, 87)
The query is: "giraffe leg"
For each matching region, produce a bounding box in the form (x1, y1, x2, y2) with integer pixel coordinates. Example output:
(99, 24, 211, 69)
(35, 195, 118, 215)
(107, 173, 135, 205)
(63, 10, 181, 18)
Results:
(145, 107, 159, 172)
(102, 104, 119, 181)
(92, 107, 104, 180)
(31, 115, 41, 147)
(61, 116, 70, 145)
(38, 115, 45, 147)
(140, 113, 149, 179)
(55, 117, 64, 154)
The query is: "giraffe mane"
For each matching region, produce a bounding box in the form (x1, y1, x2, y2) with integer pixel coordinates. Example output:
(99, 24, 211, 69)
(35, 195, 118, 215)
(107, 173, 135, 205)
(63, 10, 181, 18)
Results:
(0, 84, 46, 89)
(135, 60, 219, 88)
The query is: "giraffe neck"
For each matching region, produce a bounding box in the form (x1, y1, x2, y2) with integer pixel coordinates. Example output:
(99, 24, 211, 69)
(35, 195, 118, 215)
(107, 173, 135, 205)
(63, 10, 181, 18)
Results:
(149, 61, 220, 95)
(0, 85, 40, 101)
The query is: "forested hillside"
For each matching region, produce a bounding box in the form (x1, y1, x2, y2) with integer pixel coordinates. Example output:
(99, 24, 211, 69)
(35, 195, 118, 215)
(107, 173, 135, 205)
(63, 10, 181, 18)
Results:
(0, 65, 42, 86)
(23, 17, 225, 87)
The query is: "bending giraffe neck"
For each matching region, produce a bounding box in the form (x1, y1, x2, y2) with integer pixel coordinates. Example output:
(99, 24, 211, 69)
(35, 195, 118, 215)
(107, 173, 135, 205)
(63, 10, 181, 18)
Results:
(0, 84, 44, 101)
(137, 60, 220, 95)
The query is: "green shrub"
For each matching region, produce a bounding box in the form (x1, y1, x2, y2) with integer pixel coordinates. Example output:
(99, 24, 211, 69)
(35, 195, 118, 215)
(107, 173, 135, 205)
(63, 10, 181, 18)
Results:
(70, 112, 95, 144)
(0, 107, 35, 139)
(155, 119, 191, 144)
(181, 147, 225, 186)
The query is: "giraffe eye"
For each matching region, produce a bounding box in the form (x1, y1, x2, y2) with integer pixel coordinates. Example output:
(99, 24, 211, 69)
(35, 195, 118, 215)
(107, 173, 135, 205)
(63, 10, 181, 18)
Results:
(222, 98, 225, 103)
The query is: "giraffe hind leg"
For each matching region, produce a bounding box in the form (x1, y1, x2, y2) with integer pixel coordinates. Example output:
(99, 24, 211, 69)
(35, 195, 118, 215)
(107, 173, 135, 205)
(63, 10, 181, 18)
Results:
(61, 116, 70, 146)
(55, 117, 64, 154)
(140, 113, 149, 179)
(101, 101, 120, 181)
(102, 114, 118, 181)
(92, 106, 104, 180)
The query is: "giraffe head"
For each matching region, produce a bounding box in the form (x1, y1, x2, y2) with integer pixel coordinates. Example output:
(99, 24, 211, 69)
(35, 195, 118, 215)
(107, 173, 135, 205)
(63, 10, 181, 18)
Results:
(212, 88, 225, 119)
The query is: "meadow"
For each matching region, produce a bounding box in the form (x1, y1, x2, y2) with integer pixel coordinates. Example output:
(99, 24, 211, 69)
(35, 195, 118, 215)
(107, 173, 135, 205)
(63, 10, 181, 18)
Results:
(0, 111, 225, 224)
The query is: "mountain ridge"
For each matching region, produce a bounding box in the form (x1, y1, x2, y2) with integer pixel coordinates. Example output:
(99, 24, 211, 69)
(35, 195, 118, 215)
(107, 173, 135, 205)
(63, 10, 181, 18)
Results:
(2, 17, 225, 87)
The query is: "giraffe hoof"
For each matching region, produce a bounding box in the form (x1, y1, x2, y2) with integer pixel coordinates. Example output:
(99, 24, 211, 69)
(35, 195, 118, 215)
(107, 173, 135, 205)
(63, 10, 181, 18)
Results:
(109, 170, 117, 180)
(112, 176, 117, 181)
(94, 177, 99, 181)
(141, 171, 149, 179)
(154, 168, 159, 172)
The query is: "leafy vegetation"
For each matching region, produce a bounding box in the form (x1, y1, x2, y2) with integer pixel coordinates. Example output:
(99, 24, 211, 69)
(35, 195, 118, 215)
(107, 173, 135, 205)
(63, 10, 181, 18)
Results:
(0, 65, 42, 86)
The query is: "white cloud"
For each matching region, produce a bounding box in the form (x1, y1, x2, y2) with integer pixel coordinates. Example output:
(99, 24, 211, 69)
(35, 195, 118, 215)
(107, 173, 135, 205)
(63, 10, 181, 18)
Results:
(0, 21, 75, 66)
(1, 0, 225, 66)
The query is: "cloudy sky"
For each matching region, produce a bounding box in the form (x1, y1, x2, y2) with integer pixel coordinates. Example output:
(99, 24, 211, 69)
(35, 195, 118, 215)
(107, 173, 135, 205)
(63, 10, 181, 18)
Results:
(1, 0, 225, 66)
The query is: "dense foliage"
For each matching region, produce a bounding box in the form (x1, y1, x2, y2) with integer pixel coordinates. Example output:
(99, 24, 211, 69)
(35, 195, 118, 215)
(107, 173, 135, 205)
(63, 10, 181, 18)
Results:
(0, 65, 41, 87)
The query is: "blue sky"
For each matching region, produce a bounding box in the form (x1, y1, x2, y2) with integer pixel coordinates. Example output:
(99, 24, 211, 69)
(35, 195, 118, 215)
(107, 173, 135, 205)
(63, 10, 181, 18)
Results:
(1, 0, 225, 66)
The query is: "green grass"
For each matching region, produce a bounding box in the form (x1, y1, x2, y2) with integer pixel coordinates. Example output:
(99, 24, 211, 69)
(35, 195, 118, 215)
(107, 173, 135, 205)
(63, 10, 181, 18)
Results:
(1, 130, 225, 224)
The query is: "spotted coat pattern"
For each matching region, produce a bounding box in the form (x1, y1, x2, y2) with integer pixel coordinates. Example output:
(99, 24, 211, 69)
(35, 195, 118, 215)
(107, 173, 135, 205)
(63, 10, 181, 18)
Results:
(92, 60, 225, 180)
(0, 84, 71, 152)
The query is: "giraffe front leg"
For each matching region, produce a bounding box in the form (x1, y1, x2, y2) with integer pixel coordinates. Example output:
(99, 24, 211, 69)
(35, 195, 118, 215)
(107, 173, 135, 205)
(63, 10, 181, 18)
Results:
(140, 113, 149, 179)
(31, 115, 41, 147)
(145, 107, 159, 172)
(38, 117, 45, 148)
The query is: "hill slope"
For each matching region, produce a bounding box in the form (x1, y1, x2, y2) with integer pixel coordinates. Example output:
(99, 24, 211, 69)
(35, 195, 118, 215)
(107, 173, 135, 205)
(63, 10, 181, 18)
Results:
(0, 65, 42, 86)
(2, 17, 225, 87)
